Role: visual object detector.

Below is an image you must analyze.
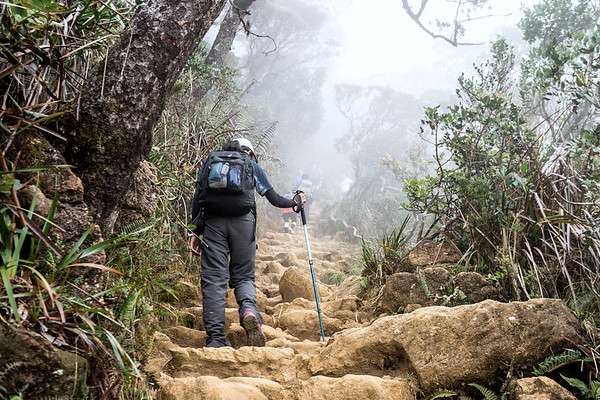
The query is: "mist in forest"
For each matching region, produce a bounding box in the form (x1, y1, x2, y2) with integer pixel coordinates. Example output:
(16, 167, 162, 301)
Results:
(219, 0, 533, 233)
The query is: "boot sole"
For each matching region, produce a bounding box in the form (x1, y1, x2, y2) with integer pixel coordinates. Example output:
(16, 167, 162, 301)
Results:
(242, 315, 266, 347)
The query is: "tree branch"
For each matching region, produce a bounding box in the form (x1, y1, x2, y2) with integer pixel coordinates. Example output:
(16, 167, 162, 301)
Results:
(401, 0, 486, 47)
(231, 0, 278, 55)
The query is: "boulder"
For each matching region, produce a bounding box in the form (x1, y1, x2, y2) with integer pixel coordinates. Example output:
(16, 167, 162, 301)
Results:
(262, 325, 300, 342)
(323, 252, 343, 262)
(257, 290, 268, 311)
(279, 267, 330, 302)
(310, 299, 583, 392)
(0, 326, 88, 398)
(267, 337, 324, 356)
(406, 240, 461, 270)
(11, 132, 103, 269)
(225, 289, 267, 312)
(272, 297, 317, 316)
(322, 296, 362, 314)
(19, 184, 51, 218)
(178, 307, 203, 330)
(262, 314, 276, 326)
(267, 295, 283, 307)
(276, 252, 299, 268)
(256, 254, 276, 262)
(277, 309, 349, 340)
(380, 268, 450, 313)
(173, 280, 202, 307)
(226, 289, 237, 308)
(264, 261, 286, 275)
(333, 275, 362, 298)
(512, 377, 576, 400)
(404, 304, 422, 313)
(225, 308, 239, 327)
(227, 323, 247, 348)
(453, 271, 500, 303)
(421, 267, 451, 295)
(380, 272, 424, 313)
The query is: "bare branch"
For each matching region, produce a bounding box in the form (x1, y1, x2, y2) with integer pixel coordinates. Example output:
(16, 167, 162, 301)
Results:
(400, 0, 490, 47)
(230, 0, 278, 55)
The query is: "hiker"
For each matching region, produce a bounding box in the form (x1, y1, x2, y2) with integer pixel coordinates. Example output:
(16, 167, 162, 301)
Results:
(189, 138, 305, 348)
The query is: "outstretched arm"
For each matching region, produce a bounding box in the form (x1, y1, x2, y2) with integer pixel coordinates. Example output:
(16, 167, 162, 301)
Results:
(265, 188, 296, 208)
(254, 162, 301, 208)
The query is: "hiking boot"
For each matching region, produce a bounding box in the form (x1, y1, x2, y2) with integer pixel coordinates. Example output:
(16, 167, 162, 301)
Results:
(241, 310, 266, 347)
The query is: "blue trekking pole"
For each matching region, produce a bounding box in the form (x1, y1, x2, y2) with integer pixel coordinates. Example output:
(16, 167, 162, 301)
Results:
(293, 191, 326, 341)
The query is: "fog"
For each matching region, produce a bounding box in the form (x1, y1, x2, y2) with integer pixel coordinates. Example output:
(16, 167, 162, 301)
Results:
(219, 0, 538, 233)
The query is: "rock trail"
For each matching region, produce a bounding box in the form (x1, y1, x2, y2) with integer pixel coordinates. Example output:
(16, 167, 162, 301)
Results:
(146, 228, 583, 400)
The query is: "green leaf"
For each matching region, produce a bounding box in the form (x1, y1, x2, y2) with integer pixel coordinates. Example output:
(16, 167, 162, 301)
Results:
(426, 390, 458, 400)
(0, 174, 18, 195)
(560, 374, 589, 396)
(57, 224, 95, 269)
(118, 289, 140, 328)
(533, 350, 583, 376)
(102, 328, 140, 377)
(1, 268, 21, 323)
(468, 383, 499, 400)
(22, 0, 64, 12)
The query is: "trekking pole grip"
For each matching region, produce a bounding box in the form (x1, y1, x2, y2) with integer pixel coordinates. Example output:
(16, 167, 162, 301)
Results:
(292, 190, 306, 225)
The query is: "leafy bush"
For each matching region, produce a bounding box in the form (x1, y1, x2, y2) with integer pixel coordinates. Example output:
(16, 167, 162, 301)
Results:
(405, 37, 600, 320)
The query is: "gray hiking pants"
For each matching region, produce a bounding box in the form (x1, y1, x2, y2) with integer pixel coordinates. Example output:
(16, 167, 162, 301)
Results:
(200, 212, 261, 345)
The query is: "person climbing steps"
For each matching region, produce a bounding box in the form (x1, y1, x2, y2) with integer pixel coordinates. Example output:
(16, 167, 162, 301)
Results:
(190, 137, 305, 348)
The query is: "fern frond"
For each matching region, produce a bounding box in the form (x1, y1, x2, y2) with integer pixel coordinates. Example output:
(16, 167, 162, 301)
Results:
(117, 218, 157, 237)
(468, 383, 499, 400)
(426, 389, 458, 400)
(533, 350, 583, 376)
(560, 374, 590, 397)
(0, 361, 24, 380)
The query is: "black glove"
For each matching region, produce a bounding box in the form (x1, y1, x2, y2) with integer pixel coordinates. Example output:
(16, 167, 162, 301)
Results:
(292, 191, 304, 213)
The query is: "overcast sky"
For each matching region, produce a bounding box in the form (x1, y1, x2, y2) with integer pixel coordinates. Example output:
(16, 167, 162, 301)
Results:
(302, 0, 538, 177)
(223, 0, 542, 179)
(327, 0, 536, 94)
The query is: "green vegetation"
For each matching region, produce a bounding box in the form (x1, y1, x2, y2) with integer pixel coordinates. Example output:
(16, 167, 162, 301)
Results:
(404, 4, 600, 322)
(0, 165, 153, 396)
(360, 216, 412, 289)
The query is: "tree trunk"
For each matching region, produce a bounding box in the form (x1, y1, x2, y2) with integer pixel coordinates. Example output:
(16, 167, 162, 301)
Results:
(68, 0, 226, 234)
(193, 0, 255, 100)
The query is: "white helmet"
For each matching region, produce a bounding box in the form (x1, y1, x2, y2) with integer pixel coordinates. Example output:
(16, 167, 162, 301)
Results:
(234, 137, 255, 155)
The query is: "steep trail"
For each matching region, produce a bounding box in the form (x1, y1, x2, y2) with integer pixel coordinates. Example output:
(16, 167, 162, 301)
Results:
(145, 227, 583, 400)
(146, 227, 419, 399)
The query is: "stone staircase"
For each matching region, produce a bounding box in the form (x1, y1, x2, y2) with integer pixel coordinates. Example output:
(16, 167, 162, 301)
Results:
(145, 230, 583, 400)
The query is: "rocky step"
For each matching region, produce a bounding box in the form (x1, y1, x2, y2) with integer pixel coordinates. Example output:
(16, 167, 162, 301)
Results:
(163, 324, 305, 349)
(147, 332, 307, 383)
(158, 374, 416, 400)
(147, 299, 582, 398)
